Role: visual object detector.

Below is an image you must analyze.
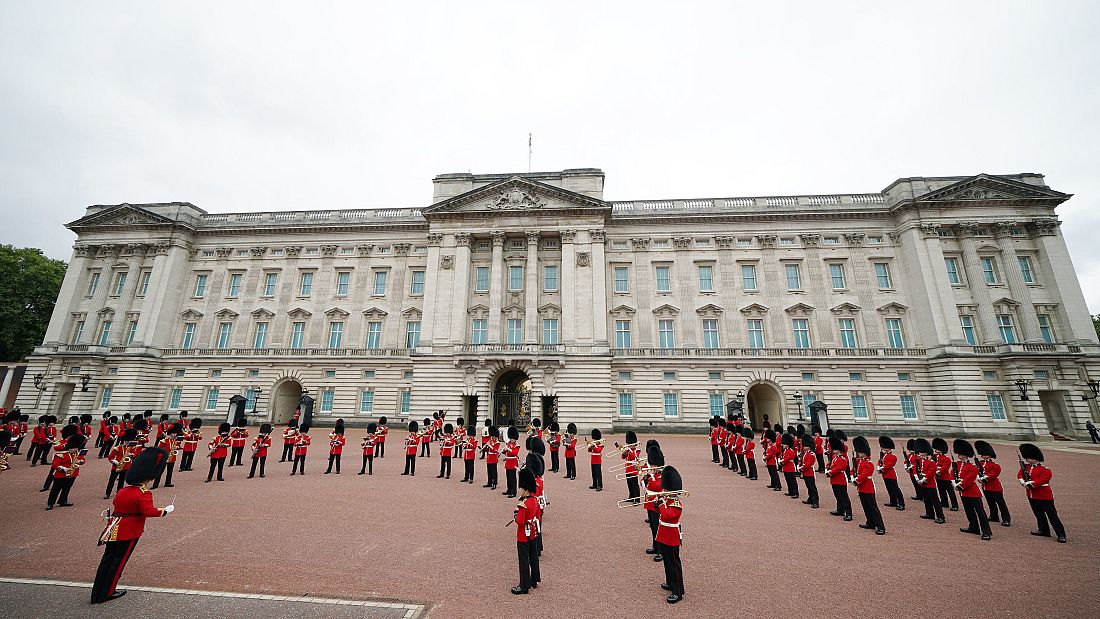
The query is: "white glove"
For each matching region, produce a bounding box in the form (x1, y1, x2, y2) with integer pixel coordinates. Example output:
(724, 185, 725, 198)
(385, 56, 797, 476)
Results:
(1018, 479, 1027, 486)
(163, 504, 175, 514)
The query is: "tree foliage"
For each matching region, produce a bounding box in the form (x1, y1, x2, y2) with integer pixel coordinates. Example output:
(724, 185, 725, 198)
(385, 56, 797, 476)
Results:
(0, 245, 66, 361)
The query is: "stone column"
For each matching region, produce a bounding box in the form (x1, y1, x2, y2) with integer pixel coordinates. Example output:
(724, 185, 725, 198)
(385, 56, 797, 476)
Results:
(994, 223, 1042, 342)
(111, 244, 147, 345)
(524, 231, 540, 343)
(0, 366, 14, 406)
(42, 245, 92, 345)
(907, 224, 967, 344)
(561, 229, 577, 344)
(422, 232, 443, 345)
(843, 233, 883, 347)
(449, 233, 472, 345)
(1031, 218, 1097, 343)
(488, 231, 505, 343)
(89, 245, 121, 345)
(956, 224, 1001, 344)
(145, 243, 194, 349)
(590, 229, 608, 345)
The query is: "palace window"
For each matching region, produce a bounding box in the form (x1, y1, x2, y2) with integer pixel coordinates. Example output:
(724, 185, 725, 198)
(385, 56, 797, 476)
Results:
(838, 318, 858, 348)
(663, 392, 679, 418)
(741, 264, 758, 291)
(138, 271, 151, 296)
(506, 319, 523, 345)
(217, 322, 233, 348)
(205, 387, 219, 411)
(618, 392, 634, 417)
(746, 319, 765, 348)
(1037, 314, 1054, 343)
(997, 314, 1017, 344)
(228, 273, 242, 297)
(613, 267, 629, 293)
(126, 320, 138, 345)
(410, 270, 425, 295)
(475, 267, 490, 292)
(900, 394, 918, 420)
(366, 322, 381, 348)
(543, 319, 559, 345)
(471, 319, 487, 344)
(360, 390, 375, 413)
(987, 394, 1007, 420)
(874, 263, 892, 289)
(830, 263, 846, 289)
(98, 320, 112, 346)
(329, 322, 344, 348)
(373, 271, 388, 296)
(698, 265, 714, 292)
(655, 266, 671, 293)
(702, 319, 720, 349)
(336, 272, 350, 296)
(945, 258, 961, 284)
(290, 322, 305, 349)
(885, 318, 905, 348)
(543, 266, 559, 292)
(851, 394, 869, 420)
(168, 387, 182, 409)
(792, 319, 810, 349)
(181, 323, 196, 349)
(100, 386, 113, 409)
(194, 274, 208, 297)
(253, 322, 268, 348)
(960, 315, 976, 345)
(112, 272, 127, 296)
(658, 319, 675, 348)
(263, 272, 277, 296)
(321, 388, 335, 412)
(980, 258, 998, 284)
(405, 321, 421, 348)
(709, 393, 724, 417)
(299, 272, 313, 296)
(615, 320, 632, 348)
(785, 264, 801, 290)
(508, 266, 524, 291)
(87, 271, 100, 296)
(1018, 256, 1035, 284)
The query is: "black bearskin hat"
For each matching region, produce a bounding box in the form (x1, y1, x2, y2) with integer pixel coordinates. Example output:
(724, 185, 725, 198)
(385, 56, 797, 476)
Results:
(852, 436, 871, 456)
(408, 420, 419, 432)
(549, 422, 560, 432)
(647, 445, 665, 467)
(567, 422, 578, 435)
(423, 417, 431, 427)
(834, 429, 848, 443)
(122, 428, 138, 443)
(625, 430, 638, 445)
(974, 440, 997, 459)
(456, 417, 465, 427)
(107, 415, 118, 424)
(525, 452, 545, 477)
(489, 425, 500, 438)
(745, 427, 755, 440)
(218, 422, 231, 435)
(717, 418, 727, 428)
(287, 418, 298, 429)
(466, 424, 475, 435)
(813, 425, 822, 435)
(953, 439, 975, 458)
(528, 437, 546, 456)
(61, 424, 78, 439)
(786, 425, 796, 436)
(507, 426, 520, 441)
(764, 428, 776, 442)
(879, 436, 895, 450)
(773, 423, 783, 433)
(260, 423, 272, 434)
(709, 416, 718, 427)
(67, 434, 87, 451)
(796, 424, 806, 437)
(591, 428, 602, 441)
(1019, 443, 1044, 462)
(160, 413, 170, 421)
(905, 438, 915, 452)
(68, 415, 79, 425)
(134, 418, 148, 432)
(125, 447, 168, 485)
(169, 423, 183, 436)
(444, 423, 454, 434)
(518, 467, 538, 493)
(335, 424, 345, 435)
(190, 418, 203, 430)
(143, 410, 153, 418)
(122, 413, 131, 420)
(0, 430, 10, 449)
(801, 434, 814, 449)
(484, 418, 492, 427)
(432, 412, 440, 420)
(179, 410, 189, 418)
(367, 422, 378, 434)
(299, 424, 311, 434)
(236, 417, 248, 428)
(660, 465, 683, 492)
(829, 437, 846, 453)
(379, 416, 388, 425)
(531, 418, 541, 428)
(646, 438, 660, 452)
(780, 434, 793, 447)
(80, 413, 93, 424)
(913, 438, 932, 455)
(931, 437, 949, 454)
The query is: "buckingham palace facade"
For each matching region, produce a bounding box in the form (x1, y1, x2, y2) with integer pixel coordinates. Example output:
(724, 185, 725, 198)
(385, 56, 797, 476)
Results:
(17, 168, 1100, 439)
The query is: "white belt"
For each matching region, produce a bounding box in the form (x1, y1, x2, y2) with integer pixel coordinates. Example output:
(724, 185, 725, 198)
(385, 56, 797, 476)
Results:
(659, 521, 680, 528)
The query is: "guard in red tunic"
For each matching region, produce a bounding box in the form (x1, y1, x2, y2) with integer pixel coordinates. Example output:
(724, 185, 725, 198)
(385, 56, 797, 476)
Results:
(643, 445, 665, 562)
(105, 429, 140, 498)
(813, 425, 826, 473)
(502, 425, 521, 497)
(851, 436, 885, 534)
(877, 436, 904, 510)
(525, 443, 547, 556)
(154, 413, 170, 444)
(42, 424, 78, 493)
(764, 429, 781, 490)
(376, 416, 388, 458)
(780, 434, 799, 498)
(402, 420, 419, 476)
(248, 423, 273, 478)
(914, 438, 945, 523)
(228, 418, 248, 467)
(547, 422, 562, 473)
(152, 424, 181, 489)
(97, 416, 119, 460)
(419, 417, 432, 457)
(180, 418, 201, 471)
(974, 440, 1010, 526)
(206, 422, 231, 482)
(656, 465, 685, 604)
(952, 439, 991, 540)
(717, 418, 730, 468)
(326, 419, 346, 474)
(562, 422, 578, 480)
(91, 447, 175, 604)
(482, 425, 501, 489)
(461, 424, 477, 483)
(742, 427, 758, 480)
(133, 418, 149, 447)
(708, 417, 720, 463)
(279, 419, 299, 462)
(734, 425, 748, 476)
(932, 437, 959, 512)
(799, 434, 819, 508)
(904, 439, 921, 500)
(615, 430, 641, 504)
(586, 428, 604, 492)
(291, 424, 312, 475)
(438, 423, 455, 479)
(13, 413, 29, 456)
(95, 412, 110, 449)
(1017, 443, 1066, 543)
(46, 433, 86, 510)
(511, 467, 541, 595)
(827, 436, 852, 520)
(360, 422, 378, 476)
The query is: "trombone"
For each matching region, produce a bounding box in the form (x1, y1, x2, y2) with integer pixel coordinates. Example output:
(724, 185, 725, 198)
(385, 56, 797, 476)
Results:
(616, 464, 664, 481)
(616, 488, 690, 508)
(609, 456, 647, 472)
(606, 442, 637, 457)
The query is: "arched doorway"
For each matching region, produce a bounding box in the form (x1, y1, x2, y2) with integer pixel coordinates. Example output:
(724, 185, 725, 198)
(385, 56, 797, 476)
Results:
(53, 383, 75, 414)
(493, 370, 531, 427)
(746, 382, 783, 430)
(272, 379, 302, 424)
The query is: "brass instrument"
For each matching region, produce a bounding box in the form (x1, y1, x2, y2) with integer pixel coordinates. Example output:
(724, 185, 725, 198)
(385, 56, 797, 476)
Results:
(64, 453, 83, 478)
(616, 464, 664, 481)
(609, 455, 646, 472)
(616, 487, 689, 508)
(208, 436, 226, 457)
(115, 451, 132, 473)
(607, 441, 637, 457)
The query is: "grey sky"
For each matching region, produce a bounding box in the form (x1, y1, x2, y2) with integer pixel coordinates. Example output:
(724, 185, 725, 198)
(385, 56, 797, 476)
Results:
(3, 2, 1099, 308)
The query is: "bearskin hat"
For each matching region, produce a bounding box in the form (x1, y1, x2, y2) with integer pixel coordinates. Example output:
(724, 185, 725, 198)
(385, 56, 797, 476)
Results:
(801, 434, 814, 449)
(507, 426, 520, 441)
(549, 422, 560, 432)
(68, 415, 79, 425)
(179, 410, 189, 418)
(456, 417, 465, 427)
(528, 437, 546, 456)
(259, 423, 272, 434)
(407, 420, 419, 432)
(625, 430, 638, 445)
(122, 428, 138, 443)
(160, 413, 170, 421)
(813, 425, 822, 435)
(1019, 443, 1044, 462)
(878, 436, 895, 450)
(567, 422, 578, 435)
(80, 413, 93, 424)
(647, 445, 665, 467)
(646, 438, 660, 452)
(423, 417, 431, 427)
(107, 415, 117, 425)
(218, 422, 231, 435)
(796, 424, 806, 437)
(744, 427, 755, 440)
(169, 423, 184, 436)
(287, 418, 298, 429)
(905, 438, 915, 452)
(764, 428, 776, 442)
(125, 447, 168, 485)
(379, 416, 388, 425)
(974, 440, 996, 459)
(852, 436, 871, 456)
(834, 429, 848, 443)
(60, 424, 78, 439)
(466, 424, 475, 435)
(780, 434, 793, 447)
(190, 418, 203, 430)
(953, 439, 975, 458)
(912, 438, 932, 455)
(829, 436, 846, 453)
(67, 434, 87, 451)
(931, 437, 949, 454)
(591, 428, 602, 441)
(299, 424, 311, 434)
(484, 418, 492, 427)
(367, 422, 378, 434)
(709, 416, 719, 427)
(518, 467, 538, 493)
(0, 430, 10, 449)
(660, 466, 683, 492)
(444, 423, 454, 434)
(134, 418, 148, 432)
(236, 417, 248, 428)
(335, 424, 345, 435)
(531, 418, 541, 428)
(525, 453, 545, 477)
(489, 425, 500, 438)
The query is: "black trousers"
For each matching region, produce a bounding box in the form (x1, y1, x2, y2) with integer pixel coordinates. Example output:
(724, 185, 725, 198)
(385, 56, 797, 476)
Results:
(736, 454, 747, 476)
(590, 463, 603, 490)
(403, 453, 416, 475)
(360, 454, 374, 475)
(35, 443, 49, 464)
(43, 466, 56, 490)
(859, 492, 885, 530)
(179, 451, 195, 471)
(377, 441, 385, 457)
(936, 478, 958, 509)
(230, 446, 244, 466)
(884, 477, 905, 508)
(95, 433, 104, 448)
(420, 441, 429, 457)
(291, 454, 306, 475)
(1089, 429, 1099, 444)
(506, 468, 518, 496)
(249, 456, 266, 478)
(206, 457, 225, 481)
(462, 458, 474, 481)
(803, 475, 819, 506)
(152, 462, 174, 488)
(658, 542, 684, 596)
(647, 509, 659, 549)
(961, 495, 992, 536)
(767, 465, 781, 488)
(326, 453, 341, 473)
(516, 539, 540, 591)
(985, 490, 1010, 523)
(832, 484, 852, 517)
(922, 486, 944, 520)
(730, 450, 740, 473)
(746, 459, 758, 480)
(816, 452, 826, 473)
(486, 462, 498, 487)
(91, 537, 139, 603)
(783, 471, 798, 497)
(1029, 498, 1066, 538)
(105, 470, 126, 496)
(280, 443, 294, 461)
(550, 450, 560, 472)
(711, 444, 720, 463)
(439, 456, 451, 478)
(909, 474, 922, 498)
(565, 457, 576, 479)
(626, 476, 640, 503)
(720, 446, 729, 467)
(97, 441, 112, 459)
(47, 476, 75, 507)
(13, 435, 24, 454)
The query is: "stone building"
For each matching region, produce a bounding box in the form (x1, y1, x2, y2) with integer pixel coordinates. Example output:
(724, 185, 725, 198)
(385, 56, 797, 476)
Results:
(17, 168, 1100, 438)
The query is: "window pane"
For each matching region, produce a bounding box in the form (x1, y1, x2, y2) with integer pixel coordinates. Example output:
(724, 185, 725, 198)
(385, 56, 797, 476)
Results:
(658, 319, 675, 348)
(300, 272, 313, 296)
(709, 393, 724, 417)
(618, 392, 634, 417)
(945, 258, 960, 284)
(321, 388, 334, 412)
(615, 320, 631, 348)
(900, 395, 917, 420)
(360, 390, 374, 413)
(194, 274, 207, 297)
(264, 273, 277, 296)
(702, 319, 719, 349)
(100, 386, 113, 408)
(291, 322, 305, 349)
(698, 265, 714, 291)
(980, 258, 996, 284)
(337, 272, 350, 296)
(997, 314, 1016, 344)
(472, 319, 487, 344)
(206, 388, 219, 411)
(785, 264, 801, 290)
(792, 319, 810, 348)
(542, 319, 558, 344)
(475, 267, 490, 292)
(830, 264, 846, 289)
(254, 322, 268, 348)
(747, 319, 764, 348)
(656, 266, 671, 293)
(507, 319, 523, 344)
(987, 394, 1007, 420)
(508, 266, 524, 291)
(851, 395, 869, 419)
(613, 267, 629, 292)
(839, 319, 857, 348)
(885, 318, 904, 348)
(329, 322, 344, 348)
(405, 321, 421, 348)
(544, 266, 558, 291)
(228, 273, 241, 296)
(1037, 314, 1053, 343)
(663, 393, 679, 417)
(741, 264, 757, 290)
(410, 270, 425, 295)
(373, 271, 387, 295)
(366, 322, 381, 348)
(182, 323, 195, 349)
(875, 263, 892, 288)
(960, 315, 976, 345)
(1018, 257, 1034, 283)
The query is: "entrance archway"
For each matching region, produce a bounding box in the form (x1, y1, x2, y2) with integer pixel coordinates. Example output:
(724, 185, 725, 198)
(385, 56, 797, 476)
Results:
(493, 370, 531, 427)
(746, 382, 783, 430)
(272, 379, 302, 425)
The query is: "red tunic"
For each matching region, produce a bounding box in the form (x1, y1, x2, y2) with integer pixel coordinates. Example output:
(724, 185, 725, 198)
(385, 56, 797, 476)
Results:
(979, 459, 1003, 493)
(880, 452, 898, 480)
(106, 485, 166, 541)
(920, 457, 938, 489)
(957, 460, 981, 498)
(709, 427, 719, 445)
(548, 432, 561, 452)
(32, 425, 48, 444)
(98, 419, 110, 438)
(655, 498, 683, 547)
(463, 436, 476, 460)
(182, 430, 200, 453)
(853, 457, 876, 494)
(440, 435, 455, 458)
(744, 439, 756, 460)
(404, 433, 419, 456)
(329, 434, 346, 455)
(765, 443, 779, 467)
(109, 445, 135, 471)
(1018, 463, 1054, 501)
(361, 435, 376, 457)
(814, 436, 824, 455)
(621, 447, 640, 475)
(588, 441, 604, 465)
(734, 435, 745, 456)
(51, 452, 85, 479)
(294, 434, 311, 457)
(800, 451, 816, 477)
(156, 437, 178, 463)
(563, 436, 577, 458)
(780, 447, 796, 473)
(208, 436, 229, 459)
(936, 454, 954, 481)
(503, 441, 520, 470)
(515, 495, 539, 542)
(283, 427, 298, 446)
(252, 435, 272, 458)
(643, 471, 663, 512)
(828, 453, 848, 486)
(230, 428, 248, 449)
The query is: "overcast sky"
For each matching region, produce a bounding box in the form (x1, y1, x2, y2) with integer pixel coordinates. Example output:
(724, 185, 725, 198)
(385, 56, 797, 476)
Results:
(2, 2, 1099, 308)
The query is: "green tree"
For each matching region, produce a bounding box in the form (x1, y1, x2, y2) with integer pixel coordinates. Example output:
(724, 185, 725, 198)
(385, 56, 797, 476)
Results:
(0, 245, 66, 361)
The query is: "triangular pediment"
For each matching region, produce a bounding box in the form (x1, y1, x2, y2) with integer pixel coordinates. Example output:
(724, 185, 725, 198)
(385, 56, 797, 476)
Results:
(695, 303, 725, 317)
(324, 307, 350, 319)
(213, 308, 239, 320)
(287, 307, 313, 320)
(401, 306, 422, 319)
(609, 304, 636, 317)
(466, 304, 490, 315)
(179, 309, 204, 321)
(423, 176, 608, 217)
(991, 297, 1019, 307)
(251, 308, 275, 319)
(67, 204, 178, 230)
(739, 303, 769, 316)
(831, 302, 862, 316)
(362, 307, 388, 320)
(784, 303, 815, 316)
(915, 174, 1068, 203)
(537, 303, 562, 315)
(652, 303, 680, 317)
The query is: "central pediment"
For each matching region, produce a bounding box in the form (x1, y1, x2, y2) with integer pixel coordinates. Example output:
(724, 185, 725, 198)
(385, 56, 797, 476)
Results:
(914, 174, 1069, 204)
(422, 176, 610, 219)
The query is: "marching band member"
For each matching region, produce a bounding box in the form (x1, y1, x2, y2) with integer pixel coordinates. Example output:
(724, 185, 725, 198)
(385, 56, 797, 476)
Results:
(932, 437, 959, 512)
(547, 422, 561, 473)
(525, 444, 547, 556)
(376, 416, 388, 458)
(133, 418, 150, 447)
(206, 423, 231, 482)
(46, 433, 86, 510)
(587, 428, 604, 492)
(248, 423, 273, 479)
(154, 413, 170, 444)
(827, 436, 852, 520)
(764, 429, 781, 491)
(780, 434, 798, 498)
(904, 439, 922, 501)
(325, 419, 346, 474)
(1017, 443, 1066, 543)
(461, 424, 477, 483)
(708, 416, 720, 463)
(42, 424, 78, 493)
(97, 416, 119, 460)
(528, 417, 544, 440)
(952, 439, 991, 540)
(851, 436, 885, 534)
(291, 424, 312, 475)
(438, 423, 455, 479)
(743, 427, 757, 481)
(151, 423, 181, 489)
(80, 414, 94, 440)
(30, 415, 56, 466)
(279, 419, 298, 462)
(360, 422, 378, 475)
(180, 418, 201, 471)
(13, 413, 29, 455)
(615, 430, 641, 504)
(877, 436, 904, 511)
(454, 417, 466, 460)
(419, 417, 432, 457)
(563, 423, 578, 480)
(656, 465, 685, 604)
(643, 445, 665, 562)
(975, 440, 1010, 526)
(502, 426, 521, 497)
(915, 438, 945, 524)
(402, 420, 419, 476)
(734, 422, 748, 476)
(511, 467, 541, 595)
(91, 447, 175, 604)
(229, 418, 249, 467)
(105, 429, 140, 498)
(480, 418, 491, 460)
(0, 429, 11, 472)
(800, 434, 819, 508)
(813, 425, 826, 473)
